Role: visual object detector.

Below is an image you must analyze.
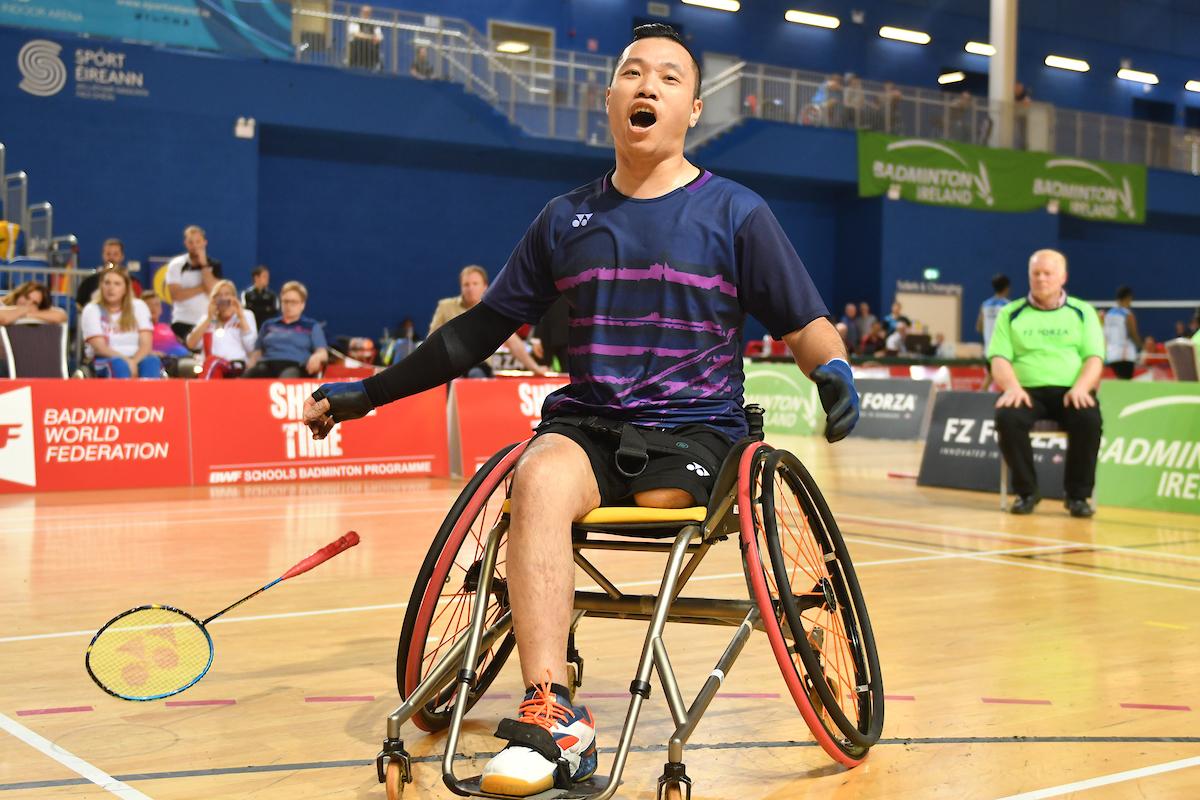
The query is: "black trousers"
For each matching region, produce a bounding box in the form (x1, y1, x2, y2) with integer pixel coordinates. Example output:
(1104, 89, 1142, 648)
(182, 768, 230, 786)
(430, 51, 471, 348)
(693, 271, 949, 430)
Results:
(994, 386, 1102, 500)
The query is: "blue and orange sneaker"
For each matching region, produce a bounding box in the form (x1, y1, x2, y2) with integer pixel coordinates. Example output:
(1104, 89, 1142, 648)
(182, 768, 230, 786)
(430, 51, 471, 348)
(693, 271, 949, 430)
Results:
(480, 680, 598, 796)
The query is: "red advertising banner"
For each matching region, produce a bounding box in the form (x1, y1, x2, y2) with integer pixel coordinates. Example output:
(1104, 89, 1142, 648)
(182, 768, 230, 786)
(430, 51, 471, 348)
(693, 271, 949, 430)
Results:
(450, 377, 569, 475)
(187, 380, 449, 485)
(0, 379, 191, 494)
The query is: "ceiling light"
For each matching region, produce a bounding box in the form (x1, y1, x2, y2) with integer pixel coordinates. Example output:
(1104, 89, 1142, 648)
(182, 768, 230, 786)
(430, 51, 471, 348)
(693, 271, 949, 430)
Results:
(879, 26, 931, 45)
(495, 40, 530, 54)
(965, 41, 995, 56)
(681, 0, 741, 11)
(1187, 80, 1200, 93)
(1045, 55, 1090, 72)
(938, 71, 965, 85)
(785, 10, 840, 29)
(1117, 68, 1158, 85)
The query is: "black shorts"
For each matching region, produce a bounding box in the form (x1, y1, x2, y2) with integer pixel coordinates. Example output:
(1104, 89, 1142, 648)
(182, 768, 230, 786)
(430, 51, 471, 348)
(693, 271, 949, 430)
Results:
(533, 421, 732, 507)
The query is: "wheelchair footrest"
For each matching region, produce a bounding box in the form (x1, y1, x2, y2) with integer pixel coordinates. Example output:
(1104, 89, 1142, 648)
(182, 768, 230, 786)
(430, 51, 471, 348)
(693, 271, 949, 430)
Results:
(457, 774, 611, 799)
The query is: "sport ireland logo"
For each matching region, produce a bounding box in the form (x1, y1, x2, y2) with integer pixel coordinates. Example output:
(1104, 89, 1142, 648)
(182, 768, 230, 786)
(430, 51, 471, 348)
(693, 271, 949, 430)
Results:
(18, 39, 67, 97)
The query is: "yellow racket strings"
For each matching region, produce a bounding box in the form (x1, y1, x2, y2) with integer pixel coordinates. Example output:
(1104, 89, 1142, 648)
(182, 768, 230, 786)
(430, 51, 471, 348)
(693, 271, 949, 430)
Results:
(86, 607, 213, 699)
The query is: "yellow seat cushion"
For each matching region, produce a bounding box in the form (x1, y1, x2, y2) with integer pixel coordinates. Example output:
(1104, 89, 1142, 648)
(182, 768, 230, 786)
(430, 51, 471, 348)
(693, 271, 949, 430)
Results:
(500, 500, 707, 525)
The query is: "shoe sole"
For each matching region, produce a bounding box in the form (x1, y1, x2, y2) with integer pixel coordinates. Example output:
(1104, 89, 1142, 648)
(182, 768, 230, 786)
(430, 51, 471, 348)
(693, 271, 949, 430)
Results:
(479, 774, 554, 797)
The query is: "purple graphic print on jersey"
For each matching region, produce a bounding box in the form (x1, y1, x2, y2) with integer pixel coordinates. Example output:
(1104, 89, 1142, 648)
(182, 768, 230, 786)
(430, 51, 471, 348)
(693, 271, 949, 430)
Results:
(483, 170, 828, 441)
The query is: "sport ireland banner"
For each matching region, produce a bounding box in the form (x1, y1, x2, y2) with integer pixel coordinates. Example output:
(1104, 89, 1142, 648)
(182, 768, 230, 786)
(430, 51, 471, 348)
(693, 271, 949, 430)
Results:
(1095, 382, 1200, 514)
(858, 131, 1147, 224)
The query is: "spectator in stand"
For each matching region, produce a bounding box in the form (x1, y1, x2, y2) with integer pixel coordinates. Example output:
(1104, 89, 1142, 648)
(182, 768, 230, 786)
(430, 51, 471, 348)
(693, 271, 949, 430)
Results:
(812, 73, 842, 127)
(245, 281, 328, 378)
(884, 320, 909, 356)
(430, 265, 547, 376)
(1138, 335, 1163, 367)
(977, 273, 1011, 352)
(348, 5, 383, 70)
(1189, 308, 1199, 336)
(949, 91, 973, 142)
(989, 249, 1103, 518)
(187, 280, 257, 379)
(837, 303, 859, 354)
(80, 266, 162, 379)
(75, 239, 143, 308)
(860, 320, 887, 356)
(843, 74, 865, 128)
(165, 225, 222, 342)
(241, 265, 278, 332)
(1103, 286, 1142, 380)
(140, 290, 190, 358)
(1, 281, 67, 325)
(410, 45, 434, 79)
(883, 300, 912, 334)
(880, 81, 902, 134)
(835, 321, 854, 354)
(856, 302, 877, 345)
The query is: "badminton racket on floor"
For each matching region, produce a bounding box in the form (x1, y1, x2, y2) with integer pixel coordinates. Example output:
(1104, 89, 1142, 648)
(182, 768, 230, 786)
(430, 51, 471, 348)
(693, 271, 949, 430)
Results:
(85, 531, 361, 701)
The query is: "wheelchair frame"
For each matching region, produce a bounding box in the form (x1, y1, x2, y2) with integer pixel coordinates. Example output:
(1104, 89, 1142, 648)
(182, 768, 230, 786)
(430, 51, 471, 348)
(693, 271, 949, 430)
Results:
(378, 416, 883, 799)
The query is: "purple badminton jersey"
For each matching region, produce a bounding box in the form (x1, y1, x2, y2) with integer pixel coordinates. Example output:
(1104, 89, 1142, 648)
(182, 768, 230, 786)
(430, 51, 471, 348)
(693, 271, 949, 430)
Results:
(483, 170, 828, 441)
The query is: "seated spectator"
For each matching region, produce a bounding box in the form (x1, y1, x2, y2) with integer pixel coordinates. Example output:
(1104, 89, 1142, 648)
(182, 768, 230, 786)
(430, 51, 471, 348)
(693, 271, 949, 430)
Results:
(80, 266, 162, 379)
(244, 281, 328, 378)
(859, 320, 887, 356)
(835, 321, 854, 354)
(1, 281, 67, 325)
(430, 265, 547, 376)
(843, 74, 865, 128)
(813, 73, 842, 127)
(140, 290, 190, 357)
(410, 45, 434, 79)
(75, 238, 143, 308)
(883, 301, 912, 334)
(241, 265, 279, 333)
(856, 301, 877, 344)
(884, 321, 909, 356)
(187, 280, 257, 379)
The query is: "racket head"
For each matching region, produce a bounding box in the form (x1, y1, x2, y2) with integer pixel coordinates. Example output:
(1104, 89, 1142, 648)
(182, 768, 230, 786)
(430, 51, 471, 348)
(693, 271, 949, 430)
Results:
(85, 605, 214, 701)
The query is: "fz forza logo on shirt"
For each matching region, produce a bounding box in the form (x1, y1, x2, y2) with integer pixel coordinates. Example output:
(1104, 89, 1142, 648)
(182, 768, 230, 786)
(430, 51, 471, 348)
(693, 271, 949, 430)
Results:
(572, 213, 594, 228)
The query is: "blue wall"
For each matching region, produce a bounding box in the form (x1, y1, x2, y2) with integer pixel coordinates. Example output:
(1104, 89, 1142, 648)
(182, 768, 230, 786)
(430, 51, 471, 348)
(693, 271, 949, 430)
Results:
(374, 0, 1200, 124)
(2, 26, 1198, 344)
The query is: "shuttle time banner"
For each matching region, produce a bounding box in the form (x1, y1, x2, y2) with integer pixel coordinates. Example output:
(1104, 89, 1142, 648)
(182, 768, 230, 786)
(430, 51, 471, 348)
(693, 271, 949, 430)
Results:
(858, 131, 1147, 224)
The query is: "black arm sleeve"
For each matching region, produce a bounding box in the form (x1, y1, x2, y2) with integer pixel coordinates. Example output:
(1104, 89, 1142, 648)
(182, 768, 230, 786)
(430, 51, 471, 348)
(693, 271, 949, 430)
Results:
(361, 302, 520, 407)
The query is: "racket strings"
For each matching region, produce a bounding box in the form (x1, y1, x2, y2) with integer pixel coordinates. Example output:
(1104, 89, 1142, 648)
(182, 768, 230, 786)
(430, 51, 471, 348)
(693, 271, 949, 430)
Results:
(86, 607, 212, 700)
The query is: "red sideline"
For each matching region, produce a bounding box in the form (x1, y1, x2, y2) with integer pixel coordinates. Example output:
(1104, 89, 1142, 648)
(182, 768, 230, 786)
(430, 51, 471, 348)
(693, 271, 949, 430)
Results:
(16, 706, 93, 716)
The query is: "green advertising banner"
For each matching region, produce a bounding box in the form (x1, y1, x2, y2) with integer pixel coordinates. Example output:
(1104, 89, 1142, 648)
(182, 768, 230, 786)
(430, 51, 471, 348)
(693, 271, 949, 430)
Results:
(1096, 382, 1200, 514)
(743, 361, 822, 436)
(858, 131, 1147, 224)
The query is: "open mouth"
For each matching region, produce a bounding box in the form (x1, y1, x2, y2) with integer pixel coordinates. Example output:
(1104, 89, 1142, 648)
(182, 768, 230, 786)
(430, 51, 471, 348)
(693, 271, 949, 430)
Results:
(629, 109, 657, 129)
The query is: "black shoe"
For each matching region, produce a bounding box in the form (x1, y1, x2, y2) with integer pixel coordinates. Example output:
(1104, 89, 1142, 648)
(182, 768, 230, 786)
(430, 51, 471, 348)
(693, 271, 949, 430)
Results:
(1009, 495, 1040, 515)
(1065, 498, 1095, 518)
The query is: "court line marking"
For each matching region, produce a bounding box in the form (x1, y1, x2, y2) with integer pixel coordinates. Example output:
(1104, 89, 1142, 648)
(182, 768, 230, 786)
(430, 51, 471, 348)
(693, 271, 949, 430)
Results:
(993, 754, 1200, 800)
(5, 737, 1200, 792)
(0, 711, 154, 799)
(1146, 621, 1189, 630)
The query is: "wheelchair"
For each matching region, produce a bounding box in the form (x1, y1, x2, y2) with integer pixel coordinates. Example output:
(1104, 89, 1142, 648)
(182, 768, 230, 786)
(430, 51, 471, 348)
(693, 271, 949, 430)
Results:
(377, 407, 884, 798)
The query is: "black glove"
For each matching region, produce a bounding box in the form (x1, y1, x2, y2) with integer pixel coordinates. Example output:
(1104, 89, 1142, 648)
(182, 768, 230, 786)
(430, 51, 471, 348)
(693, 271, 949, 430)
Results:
(810, 359, 859, 443)
(312, 381, 373, 423)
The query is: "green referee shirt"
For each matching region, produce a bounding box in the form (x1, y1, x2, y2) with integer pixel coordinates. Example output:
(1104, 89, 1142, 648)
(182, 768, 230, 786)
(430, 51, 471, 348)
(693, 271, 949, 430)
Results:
(986, 295, 1104, 387)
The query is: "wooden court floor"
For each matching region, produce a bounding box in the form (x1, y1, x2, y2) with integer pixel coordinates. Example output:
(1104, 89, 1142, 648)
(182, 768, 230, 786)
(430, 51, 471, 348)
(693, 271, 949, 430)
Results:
(2, 435, 1198, 799)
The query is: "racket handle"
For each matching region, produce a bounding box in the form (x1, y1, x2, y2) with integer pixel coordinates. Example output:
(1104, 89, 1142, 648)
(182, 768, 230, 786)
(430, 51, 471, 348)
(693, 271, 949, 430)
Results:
(280, 531, 361, 580)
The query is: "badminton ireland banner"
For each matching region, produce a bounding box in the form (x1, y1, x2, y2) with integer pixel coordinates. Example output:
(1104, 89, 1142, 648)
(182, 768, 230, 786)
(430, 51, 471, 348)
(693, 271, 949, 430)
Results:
(857, 131, 1147, 224)
(1095, 382, 1200, 514)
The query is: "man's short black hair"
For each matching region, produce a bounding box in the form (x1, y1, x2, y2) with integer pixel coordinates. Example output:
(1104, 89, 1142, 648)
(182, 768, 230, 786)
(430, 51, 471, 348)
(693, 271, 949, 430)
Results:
(1116, 285, 1134, 301)
(615, 23, 702, 100)
(251, 264, 269, 278)
(991, 273, 1010, 293)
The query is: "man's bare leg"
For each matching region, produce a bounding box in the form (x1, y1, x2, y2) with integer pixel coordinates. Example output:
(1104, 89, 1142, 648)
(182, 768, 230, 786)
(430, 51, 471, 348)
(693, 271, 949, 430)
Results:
(507, 433, 601, 687)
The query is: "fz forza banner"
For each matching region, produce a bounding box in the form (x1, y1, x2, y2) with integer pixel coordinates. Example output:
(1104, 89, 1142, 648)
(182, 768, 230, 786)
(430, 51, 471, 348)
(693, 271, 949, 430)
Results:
(450, 377, 570, 476)
(187, 381, 448, 486)
(858, 131, 1147, 224)
(917, 390, 1065, 498)
(854, 378, 934, 441)
(1095, 381, 1200, 514)
(0, 380, 190, 493)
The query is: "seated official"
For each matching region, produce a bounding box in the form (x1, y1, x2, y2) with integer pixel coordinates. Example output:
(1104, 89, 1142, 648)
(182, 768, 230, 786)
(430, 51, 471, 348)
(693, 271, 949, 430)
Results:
(988, 249, 1103, 518)
(80, 266, 163, 379)
(186, 280, 257, 379)
(431, 265, 547, 377)
(244, 281, 327, 378)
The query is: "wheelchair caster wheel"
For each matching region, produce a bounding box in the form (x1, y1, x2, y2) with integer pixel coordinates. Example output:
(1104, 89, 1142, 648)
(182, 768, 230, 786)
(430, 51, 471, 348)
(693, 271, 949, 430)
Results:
(377, 739, 412, 800)
(656, 762, 692, 800)
(384, 759, 407, 800)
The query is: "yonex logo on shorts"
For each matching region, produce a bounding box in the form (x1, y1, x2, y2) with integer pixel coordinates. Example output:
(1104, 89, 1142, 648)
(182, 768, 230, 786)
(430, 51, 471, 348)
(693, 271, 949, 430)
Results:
(685, 462, 709, 477)
(572, 213, 593, 228)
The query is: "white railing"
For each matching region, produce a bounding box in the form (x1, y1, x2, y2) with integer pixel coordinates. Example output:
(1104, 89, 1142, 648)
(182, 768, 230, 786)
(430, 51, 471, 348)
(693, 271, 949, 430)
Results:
(290, 3, 1200, 174)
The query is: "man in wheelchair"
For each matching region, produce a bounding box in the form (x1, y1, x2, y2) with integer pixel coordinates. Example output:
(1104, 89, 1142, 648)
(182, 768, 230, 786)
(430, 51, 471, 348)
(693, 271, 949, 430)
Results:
(304, 23, 859, 797)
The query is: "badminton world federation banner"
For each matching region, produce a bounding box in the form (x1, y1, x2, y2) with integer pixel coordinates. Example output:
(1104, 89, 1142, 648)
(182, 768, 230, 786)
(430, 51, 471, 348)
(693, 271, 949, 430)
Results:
(857, 131, 1147, 224)
(0, 0, 292, 59)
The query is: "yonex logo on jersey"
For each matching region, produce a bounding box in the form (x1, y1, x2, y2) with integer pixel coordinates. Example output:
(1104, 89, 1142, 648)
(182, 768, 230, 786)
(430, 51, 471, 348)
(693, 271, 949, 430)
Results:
(571, 213, 593, 228)
(685, 462, 709, 477)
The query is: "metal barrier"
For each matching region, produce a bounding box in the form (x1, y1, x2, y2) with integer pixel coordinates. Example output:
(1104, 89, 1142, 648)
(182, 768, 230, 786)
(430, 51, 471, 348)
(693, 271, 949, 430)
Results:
(4, 172, 27, 233)
(26, 202, 51, 260)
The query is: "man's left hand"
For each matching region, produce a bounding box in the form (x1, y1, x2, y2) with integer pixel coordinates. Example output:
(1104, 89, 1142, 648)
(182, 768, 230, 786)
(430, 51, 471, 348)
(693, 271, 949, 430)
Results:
(811, 359, 859, 443)
(1064, 386, 1096, 409)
